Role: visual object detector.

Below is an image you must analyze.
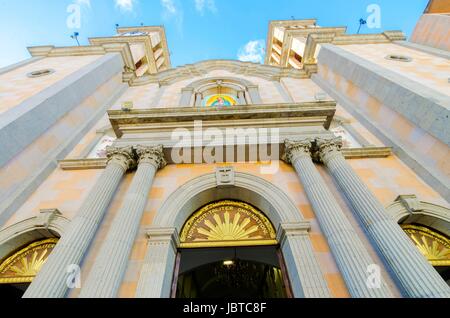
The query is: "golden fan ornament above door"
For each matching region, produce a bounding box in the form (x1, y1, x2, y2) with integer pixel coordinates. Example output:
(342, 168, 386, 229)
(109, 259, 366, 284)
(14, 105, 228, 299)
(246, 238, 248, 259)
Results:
(180, 200, 277, 248)
(402, 224, 450, 266)
(0, 238, 58, 284)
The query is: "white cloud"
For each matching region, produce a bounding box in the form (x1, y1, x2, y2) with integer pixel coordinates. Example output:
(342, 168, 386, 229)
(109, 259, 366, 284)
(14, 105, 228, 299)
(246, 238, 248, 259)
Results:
(195, 0, 217, 14)
(76, 0, 91, 7)
(161, 0, 184, 33)
(237, 40, 266, 64)
(115, 0, 135, 12)
(162, 0, 177, 14)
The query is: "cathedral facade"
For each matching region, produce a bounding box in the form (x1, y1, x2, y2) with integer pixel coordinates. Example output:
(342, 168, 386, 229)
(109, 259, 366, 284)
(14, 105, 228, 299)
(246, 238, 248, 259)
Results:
(0, 0, 449, 298)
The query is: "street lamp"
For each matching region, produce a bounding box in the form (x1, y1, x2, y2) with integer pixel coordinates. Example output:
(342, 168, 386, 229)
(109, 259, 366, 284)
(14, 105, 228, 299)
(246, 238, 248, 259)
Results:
(70, 32, 80, 46)
(357, 18, 367, 34)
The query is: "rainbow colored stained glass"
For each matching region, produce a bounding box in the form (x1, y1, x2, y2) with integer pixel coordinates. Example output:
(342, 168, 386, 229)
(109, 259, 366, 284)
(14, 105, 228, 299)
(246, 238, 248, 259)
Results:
(203, 94, 237, 107)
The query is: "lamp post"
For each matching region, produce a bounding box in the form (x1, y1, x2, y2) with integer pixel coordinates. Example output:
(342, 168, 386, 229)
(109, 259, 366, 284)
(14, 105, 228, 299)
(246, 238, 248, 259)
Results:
(357, 18, 367, 34)
(70, 32, 80, 46)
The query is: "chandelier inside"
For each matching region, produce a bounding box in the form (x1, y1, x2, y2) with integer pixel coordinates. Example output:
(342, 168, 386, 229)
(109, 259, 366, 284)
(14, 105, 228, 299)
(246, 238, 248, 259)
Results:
(213, 258, 270, 290)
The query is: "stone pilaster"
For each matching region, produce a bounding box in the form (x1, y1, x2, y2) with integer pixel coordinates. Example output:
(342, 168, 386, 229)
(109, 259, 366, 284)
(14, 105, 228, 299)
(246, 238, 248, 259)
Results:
(237, 91, 246, 105)
(194, 92, 203, 107)
(135, 228, 179, 298)
(23, 146, 135, 298)
(284, 139, 392, 298)
(247, 85, 262, 104)
(79, 145, 166, 298)
(180, 87, 194, 106)
(277, 222, 331, 298)
(317, 137, 450, 298)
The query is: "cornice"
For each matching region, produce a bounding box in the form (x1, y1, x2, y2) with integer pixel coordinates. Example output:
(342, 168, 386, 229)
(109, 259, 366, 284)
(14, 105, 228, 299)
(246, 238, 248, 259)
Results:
(59, 146, 391, 170)
(108, 101, 337, 138)
(59, 158, 107, 170)
(27, 43, 136, 82)
(302, 30, 406, 65)
(129, 59, 309, 86)
(89, 35, 157, 73)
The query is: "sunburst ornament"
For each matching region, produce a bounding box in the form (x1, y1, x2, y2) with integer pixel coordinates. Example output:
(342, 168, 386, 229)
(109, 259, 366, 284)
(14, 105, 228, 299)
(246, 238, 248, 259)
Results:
(180, 200, 277, 248)
(402, 224, 450, 266)
(0, 238, 58, 284)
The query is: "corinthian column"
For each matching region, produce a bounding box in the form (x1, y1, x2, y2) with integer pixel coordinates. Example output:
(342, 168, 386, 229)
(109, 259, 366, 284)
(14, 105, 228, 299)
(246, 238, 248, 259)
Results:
(317, 137, 450, 298)
(23, 146, 136, 298)
(79, 145, 166, 298)
(284, 139, 392, 297)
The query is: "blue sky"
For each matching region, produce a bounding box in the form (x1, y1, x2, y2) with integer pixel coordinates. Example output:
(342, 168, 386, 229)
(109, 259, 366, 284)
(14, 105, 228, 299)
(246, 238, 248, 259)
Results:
(0, 0, 429, 68)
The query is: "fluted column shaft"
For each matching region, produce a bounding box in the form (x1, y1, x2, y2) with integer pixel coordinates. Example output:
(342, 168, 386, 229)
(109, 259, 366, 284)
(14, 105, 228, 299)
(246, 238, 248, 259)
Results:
(79, 146, 166, 298)
(284, 140, 392, 297)
(277, 223, 331, 298)
(318, 138, 450, 298)
(135, 228, 179, 298)
(23, 147, 135, 298)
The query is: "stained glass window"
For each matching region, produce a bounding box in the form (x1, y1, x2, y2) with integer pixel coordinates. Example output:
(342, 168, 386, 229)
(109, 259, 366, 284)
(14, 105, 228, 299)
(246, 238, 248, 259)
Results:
(203, 94, 237, 107)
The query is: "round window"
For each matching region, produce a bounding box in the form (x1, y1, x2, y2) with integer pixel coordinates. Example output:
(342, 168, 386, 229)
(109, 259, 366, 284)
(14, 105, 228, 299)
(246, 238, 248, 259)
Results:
(27, 69, 55, 78)
(385, 55, 412, 62)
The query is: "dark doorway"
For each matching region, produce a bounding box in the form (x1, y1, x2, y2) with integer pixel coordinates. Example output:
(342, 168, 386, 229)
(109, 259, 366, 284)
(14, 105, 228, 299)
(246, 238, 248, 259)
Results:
(0, 283, 29, 298)
(174, 246, 290, 298)
(435, 266, 450, 287)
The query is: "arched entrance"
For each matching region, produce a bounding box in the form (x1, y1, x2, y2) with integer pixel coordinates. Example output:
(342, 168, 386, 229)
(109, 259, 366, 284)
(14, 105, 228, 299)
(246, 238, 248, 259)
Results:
(173, 200, 291, 298)
(401, 224, 450, 286)
(0, 209, 68, 298)
(135, 172, 331, 298)
(385, 195, 450, 287)
(0, 238, 58, 298)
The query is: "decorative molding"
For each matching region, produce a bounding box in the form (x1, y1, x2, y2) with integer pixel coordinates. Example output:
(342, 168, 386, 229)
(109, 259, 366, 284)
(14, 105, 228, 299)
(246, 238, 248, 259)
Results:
(0, 209, 69, 261)
(153, 172, 305, 229)
(305, 32, 405, 68)
(108, 102, 337, 138)
(215, 166, 235, 187)
(179, 200, 277, 248)
(276, 222, 311, 245)
(59, 158, 108, 170)
(340, 146, 392, 158)
(386, 195, 450, 236)
(129, 60, 309, 86)
(145, 227, 180, 251)
(27, 43, 136, 83)
(106, 146, 136, 171)
(396, 194, 423, 212)
(182, 76, 260, 106)
(58, 146, 392, 170)
(282, 139, 313, 164)
(316, 137, 344, 163)
(0, 209, 67, 245)
(135, 145, 167, 169)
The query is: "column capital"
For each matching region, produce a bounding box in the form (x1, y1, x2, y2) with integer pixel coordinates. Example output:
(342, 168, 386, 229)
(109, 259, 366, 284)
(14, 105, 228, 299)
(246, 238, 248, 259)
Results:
(145, 227, 179, 252)
(135, 145, 167, 170)
(316, 137, 343, 164)
(106, 146, 136, 171)
(282, 139, 313, 164)
(276, 222, 311, 245)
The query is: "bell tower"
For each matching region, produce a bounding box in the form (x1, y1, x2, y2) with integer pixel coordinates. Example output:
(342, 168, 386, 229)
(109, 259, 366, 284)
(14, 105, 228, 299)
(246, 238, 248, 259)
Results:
(89, 25, 171, 76)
